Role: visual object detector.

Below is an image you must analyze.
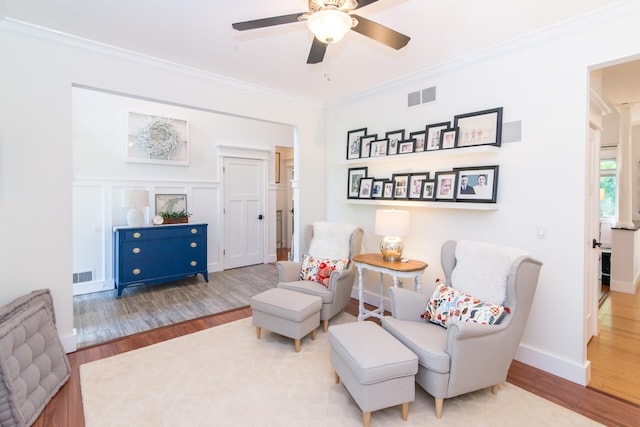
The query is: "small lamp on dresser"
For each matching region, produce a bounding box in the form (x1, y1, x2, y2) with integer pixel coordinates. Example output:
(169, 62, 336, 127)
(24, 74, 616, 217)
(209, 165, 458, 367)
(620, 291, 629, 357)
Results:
(121, 189, 149, 227)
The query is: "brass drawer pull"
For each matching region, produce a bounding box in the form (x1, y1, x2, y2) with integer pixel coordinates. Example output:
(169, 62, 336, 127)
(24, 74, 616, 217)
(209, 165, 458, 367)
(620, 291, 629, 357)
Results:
(190, 242, 197, 248)
(133, 232, 141, 239)
(190, 261, 197, 267)
(132, 268, 141, 275)
(191, 228, 198, 234)
(132, 248, 141, 254)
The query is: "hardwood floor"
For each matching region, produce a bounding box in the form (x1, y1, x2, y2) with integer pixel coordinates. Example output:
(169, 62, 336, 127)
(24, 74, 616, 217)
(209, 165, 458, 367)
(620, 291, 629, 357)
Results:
(73, 263, 279, 348)
(587, 288, 640, 405)
(42, 303, 640, 426)
(39, 258, 637, 426)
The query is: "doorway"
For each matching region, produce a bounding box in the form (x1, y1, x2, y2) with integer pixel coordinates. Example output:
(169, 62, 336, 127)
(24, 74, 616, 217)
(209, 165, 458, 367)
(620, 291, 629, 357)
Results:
(586, 57, 640, 404)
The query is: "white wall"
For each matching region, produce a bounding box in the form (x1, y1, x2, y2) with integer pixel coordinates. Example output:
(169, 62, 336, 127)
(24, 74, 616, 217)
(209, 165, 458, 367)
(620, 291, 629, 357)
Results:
(325, 2, 640, 385)
(72, 88, 294, 294)
(0, 20, 325, 352)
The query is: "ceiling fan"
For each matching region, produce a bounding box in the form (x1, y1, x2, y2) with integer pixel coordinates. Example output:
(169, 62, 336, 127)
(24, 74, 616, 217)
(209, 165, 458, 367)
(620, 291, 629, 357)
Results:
(232, 0, 410, 64)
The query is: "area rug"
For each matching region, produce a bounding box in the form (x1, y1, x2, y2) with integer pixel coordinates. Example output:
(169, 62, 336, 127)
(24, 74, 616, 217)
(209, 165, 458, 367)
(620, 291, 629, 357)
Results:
(80, 313, 601, 426)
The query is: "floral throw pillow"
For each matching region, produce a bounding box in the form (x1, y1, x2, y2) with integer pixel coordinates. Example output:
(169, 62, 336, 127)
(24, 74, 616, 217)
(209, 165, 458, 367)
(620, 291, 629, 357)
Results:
(421, 279, 509, 328)
(300, 255, 349, 288)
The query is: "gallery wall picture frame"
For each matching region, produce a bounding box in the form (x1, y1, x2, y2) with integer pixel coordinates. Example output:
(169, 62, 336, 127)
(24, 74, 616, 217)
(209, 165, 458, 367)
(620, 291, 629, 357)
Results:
(434, 171, 457, 201)
(382, 181, 395, 199)
(421, 180, 436, 200)
(398, 139, 416, 154)
(392, 173, 410, 199)
(371, 179, 386, 199)
(454, 107, 503, 148)
(408, 172, 430, 199)
(155, 194, 187, 215)
(127, 112, 189, 165)
(358, 177, 374, 199)
(453, 165, 499, 203)
(385, 129, 405, 155)
(346, 128, 368, 160)
(370, 139, 388, 157)
(440, 127, 459, 150)
(410, 130, 426, 152)
(360, 135, 377, 158)
(347, 167, 368, 199)
(425, 122, 450, 151)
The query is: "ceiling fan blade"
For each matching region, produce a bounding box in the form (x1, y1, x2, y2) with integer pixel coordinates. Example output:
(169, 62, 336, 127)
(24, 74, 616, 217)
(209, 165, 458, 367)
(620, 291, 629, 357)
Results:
(350, 14, 410, 50)
(307, 37, 328, 64)
(232, 12, 304, 31)
(354, 0, 379, 9)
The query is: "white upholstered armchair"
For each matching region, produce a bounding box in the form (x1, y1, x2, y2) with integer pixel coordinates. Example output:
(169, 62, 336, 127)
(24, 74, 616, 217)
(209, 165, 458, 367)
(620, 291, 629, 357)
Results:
(382, 240, 542, 418)
(277, 222, 364, 332)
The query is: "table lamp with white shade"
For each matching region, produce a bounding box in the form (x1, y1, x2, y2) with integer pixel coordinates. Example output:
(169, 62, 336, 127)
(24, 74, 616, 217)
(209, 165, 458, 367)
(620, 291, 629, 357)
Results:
(121, 189, 149, 227)
(375, 209, 410, 262)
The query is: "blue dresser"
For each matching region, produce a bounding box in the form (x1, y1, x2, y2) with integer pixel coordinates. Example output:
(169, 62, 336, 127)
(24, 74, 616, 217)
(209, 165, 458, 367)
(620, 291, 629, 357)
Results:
(113, 223, 209, 298)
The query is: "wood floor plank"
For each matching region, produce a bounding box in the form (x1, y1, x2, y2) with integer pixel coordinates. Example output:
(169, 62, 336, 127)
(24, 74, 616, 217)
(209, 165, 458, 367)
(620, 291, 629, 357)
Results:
(587, 289, 640, 406)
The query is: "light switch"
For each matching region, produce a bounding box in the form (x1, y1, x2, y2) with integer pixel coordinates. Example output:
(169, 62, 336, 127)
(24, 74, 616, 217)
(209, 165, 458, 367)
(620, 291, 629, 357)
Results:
(536, 225, 547, 239)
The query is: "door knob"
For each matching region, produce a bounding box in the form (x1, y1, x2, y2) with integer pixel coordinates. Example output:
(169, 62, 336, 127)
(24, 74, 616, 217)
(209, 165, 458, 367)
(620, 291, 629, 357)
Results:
(592, 238, 602, 249)
(258, 214, 264, 220)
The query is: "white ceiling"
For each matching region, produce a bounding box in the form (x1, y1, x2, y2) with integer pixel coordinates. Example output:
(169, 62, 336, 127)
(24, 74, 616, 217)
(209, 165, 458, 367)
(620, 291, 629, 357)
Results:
(1, 0, 623, 103)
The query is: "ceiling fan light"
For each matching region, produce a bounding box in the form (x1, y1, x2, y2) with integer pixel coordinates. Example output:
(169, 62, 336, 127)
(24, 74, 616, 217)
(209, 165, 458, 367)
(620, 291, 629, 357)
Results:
(307, 9, 352, 44)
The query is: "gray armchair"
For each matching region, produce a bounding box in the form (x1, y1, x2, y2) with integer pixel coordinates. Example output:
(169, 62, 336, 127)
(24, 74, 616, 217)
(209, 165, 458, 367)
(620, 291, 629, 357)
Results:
(382, 240, 542, 418)
(277, 222, 363, 332)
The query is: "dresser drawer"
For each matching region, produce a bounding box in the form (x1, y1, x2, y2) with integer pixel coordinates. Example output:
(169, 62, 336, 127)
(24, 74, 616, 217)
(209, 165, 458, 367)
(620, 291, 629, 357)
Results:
(121, 237, 206, 260)
(119, 225, 205, 242)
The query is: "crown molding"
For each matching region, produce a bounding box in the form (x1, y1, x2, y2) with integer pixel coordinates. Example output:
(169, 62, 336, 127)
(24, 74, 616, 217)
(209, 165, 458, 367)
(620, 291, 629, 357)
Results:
(0, 18, 324, 110)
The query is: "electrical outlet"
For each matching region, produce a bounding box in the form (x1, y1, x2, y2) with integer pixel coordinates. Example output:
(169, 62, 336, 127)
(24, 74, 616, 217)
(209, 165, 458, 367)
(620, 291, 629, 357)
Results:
(536, 225, 547, 239)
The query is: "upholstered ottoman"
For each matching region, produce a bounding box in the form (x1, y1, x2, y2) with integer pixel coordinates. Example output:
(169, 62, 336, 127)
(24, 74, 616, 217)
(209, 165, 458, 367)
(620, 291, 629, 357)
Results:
(250, 288, 322, 352)
(328, 321, 418, 427)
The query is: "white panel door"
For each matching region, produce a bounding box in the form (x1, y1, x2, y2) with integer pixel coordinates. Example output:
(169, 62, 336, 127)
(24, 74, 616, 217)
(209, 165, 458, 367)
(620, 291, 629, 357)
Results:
(223, 157, 265, 269)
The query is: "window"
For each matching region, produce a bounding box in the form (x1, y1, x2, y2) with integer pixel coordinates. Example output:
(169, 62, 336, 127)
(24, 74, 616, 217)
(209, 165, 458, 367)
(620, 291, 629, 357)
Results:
(599, 158, 617, 218)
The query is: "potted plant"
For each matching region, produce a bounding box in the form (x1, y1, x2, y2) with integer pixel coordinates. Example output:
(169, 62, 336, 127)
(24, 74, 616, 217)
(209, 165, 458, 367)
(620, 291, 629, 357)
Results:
(159, 210, 192, 224)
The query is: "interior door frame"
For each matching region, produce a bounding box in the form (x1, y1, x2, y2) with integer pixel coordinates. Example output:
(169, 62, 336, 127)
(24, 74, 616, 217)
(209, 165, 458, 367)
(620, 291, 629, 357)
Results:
(586, 122, 602, 344)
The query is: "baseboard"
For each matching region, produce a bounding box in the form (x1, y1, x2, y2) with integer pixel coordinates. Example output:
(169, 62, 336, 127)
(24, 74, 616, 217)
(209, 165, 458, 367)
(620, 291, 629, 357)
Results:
(351, 288, 391, 312)
(60, 328, 78, 353)
(514, 344, 590, 386)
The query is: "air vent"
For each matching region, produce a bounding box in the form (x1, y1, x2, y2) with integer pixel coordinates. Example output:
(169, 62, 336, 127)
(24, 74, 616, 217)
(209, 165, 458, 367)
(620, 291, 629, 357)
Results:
(407, 86, 436, 107)
(73, 270, 93, 284)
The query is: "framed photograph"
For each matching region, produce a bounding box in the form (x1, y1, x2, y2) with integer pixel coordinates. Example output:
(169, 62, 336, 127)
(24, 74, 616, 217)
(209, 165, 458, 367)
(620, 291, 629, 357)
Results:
(382, 181, 395, 199)
(434, 171, 457, 201)
(408, 172, 430, 199)
(398, 139, 415, 154)
(360, 135, 376, 158)
(440, 128, 459, 149)
(347, 167, 368, 199)
(127, 112, 189, 165)
(370, 139, 388, 157)
(453, 165, 499, 203)
(454, 107, 503, 147)
(392, 173, 410, 199)
(155, 194, 187, 215)
(425, 122, 450, 151)
(371, 179, 386, 199)
(421, 180, 436, 200)
(275, 152, 281, 183)
(358, 177, 374, 199)
(346, 128, 367, 160)
(386, 129, 405, 155)
(410, 130, 426, 152)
